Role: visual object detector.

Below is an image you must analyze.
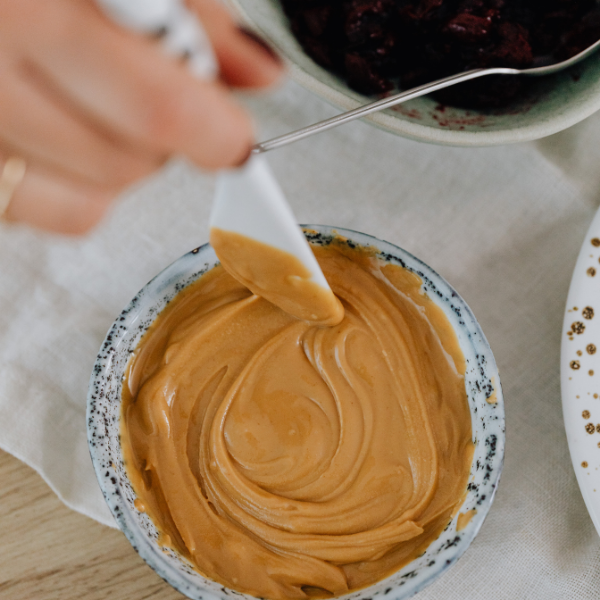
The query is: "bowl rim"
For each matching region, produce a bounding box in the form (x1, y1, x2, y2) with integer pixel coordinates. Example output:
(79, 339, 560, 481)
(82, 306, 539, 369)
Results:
(284, 61, 600, 147)
(87, 225, 506, 600)
(229, 0, 600, 147)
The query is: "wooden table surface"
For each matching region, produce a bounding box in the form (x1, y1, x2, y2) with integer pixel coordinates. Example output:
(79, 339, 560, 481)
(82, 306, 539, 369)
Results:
(0, 449, 184, 600)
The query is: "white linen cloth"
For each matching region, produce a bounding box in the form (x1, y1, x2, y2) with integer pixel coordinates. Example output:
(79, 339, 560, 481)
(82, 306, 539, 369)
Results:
(1, 80, 600, 598)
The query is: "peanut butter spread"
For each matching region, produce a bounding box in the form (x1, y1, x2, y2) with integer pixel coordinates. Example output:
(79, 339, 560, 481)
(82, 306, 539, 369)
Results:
(210, 228, 344, 326)
(456, 509, 477, 532)
(121, 239, 473, 600)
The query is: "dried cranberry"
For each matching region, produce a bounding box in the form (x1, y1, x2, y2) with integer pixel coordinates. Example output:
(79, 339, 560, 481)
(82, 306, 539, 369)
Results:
(345, 52, 394, 93)
(414, 0, 444, 18)
(558, 7, 600, 60)
(443, 13, 492, 43)
(282, 0, 600, 108)
(531, 10, 574, 55)
(456, 0, 485, 16)
(490, 22, 533, 68)
(303, 6, 333, 37)
(345, 0, 392, 44)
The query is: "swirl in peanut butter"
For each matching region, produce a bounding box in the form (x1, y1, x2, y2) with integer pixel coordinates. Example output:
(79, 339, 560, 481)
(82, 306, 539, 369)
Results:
(121, 241, 473, 600)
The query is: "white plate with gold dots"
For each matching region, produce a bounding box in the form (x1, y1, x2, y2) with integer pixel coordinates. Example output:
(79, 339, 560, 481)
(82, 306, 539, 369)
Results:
(561, 210, 600, 535)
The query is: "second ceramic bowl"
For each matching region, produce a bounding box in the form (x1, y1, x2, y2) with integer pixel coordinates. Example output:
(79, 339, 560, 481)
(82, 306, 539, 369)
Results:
(229, 0, 600, 146)
(87, 225, 505, 600)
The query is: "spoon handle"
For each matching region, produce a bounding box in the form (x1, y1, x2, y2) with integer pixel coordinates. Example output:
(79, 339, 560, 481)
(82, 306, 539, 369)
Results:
(253, 67, 515, 153)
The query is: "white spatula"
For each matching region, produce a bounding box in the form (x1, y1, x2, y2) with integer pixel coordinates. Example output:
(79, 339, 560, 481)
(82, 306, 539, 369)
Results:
(210, 154, 332, 294)
(96, 0, 338, 319)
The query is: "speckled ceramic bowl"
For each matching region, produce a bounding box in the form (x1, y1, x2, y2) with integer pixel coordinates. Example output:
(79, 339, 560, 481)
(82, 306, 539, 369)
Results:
(87, 225, 505, 600)
(228, 0, 600, 146)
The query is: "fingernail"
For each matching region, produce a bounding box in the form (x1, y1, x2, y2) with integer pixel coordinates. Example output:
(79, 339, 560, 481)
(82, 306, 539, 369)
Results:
(238, 27, 282, 64)
(151, 25, 169, 39)
(234, 143, 254, 168)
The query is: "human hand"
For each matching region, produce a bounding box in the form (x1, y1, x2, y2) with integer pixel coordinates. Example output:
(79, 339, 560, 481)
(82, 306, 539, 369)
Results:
(0, 0, 283, 233)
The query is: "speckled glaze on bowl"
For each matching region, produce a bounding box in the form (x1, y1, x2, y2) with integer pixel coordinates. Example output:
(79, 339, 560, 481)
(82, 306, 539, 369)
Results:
(561, 207, 600, 540)
(87, 225, 505, 600)
(228, 0, 600, 146)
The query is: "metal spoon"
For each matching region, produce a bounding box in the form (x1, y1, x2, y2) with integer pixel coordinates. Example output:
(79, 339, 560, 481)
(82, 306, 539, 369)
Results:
(253, 38, 600, 154)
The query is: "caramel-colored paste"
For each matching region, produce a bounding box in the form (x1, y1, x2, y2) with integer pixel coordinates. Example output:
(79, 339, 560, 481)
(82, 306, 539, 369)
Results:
(456, 509, 477, 532)
(121, 241, 473, 600)
(210, 228, 344, 327)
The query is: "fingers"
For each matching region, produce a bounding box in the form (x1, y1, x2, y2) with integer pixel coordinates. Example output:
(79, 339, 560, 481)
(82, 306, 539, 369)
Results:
(188, 0, 284, 89)
(0, 45, 155, 234)
(0, 53, 161, 190)
(2, 157, 112, 235)
(0, 0, 284, 234)
(12, 0, 256, 169)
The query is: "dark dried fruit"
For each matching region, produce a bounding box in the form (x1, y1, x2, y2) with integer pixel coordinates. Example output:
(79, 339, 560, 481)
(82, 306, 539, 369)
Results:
(492, 22, 533, 68)
(344, 0, 392, 44)
(303, 6, 333, 37)
(284, 0, 600, 107)
(443, 13, 492, 43)
(345, 51, 394, 94)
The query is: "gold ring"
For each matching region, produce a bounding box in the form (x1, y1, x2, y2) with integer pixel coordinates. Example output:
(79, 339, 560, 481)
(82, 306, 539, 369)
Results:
(0, 157, 26, 217)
